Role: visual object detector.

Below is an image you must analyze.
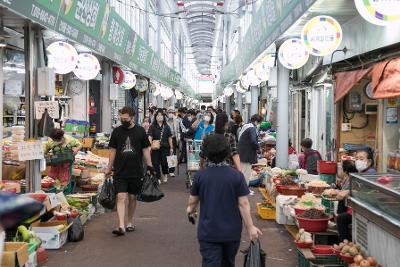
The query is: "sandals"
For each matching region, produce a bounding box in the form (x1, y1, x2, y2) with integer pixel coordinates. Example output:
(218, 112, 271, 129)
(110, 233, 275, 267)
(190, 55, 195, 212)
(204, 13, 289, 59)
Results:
(112, 227, 125, 236)
(126, 225, 135, 232)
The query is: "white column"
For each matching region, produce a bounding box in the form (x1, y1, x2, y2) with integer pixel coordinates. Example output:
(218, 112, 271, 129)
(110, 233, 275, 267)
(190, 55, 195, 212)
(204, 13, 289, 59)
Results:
(276, 60, 290, 168)
(236, 92, 243, 114)
(250, 86, 259, 116)
(101, 62, 112, 132)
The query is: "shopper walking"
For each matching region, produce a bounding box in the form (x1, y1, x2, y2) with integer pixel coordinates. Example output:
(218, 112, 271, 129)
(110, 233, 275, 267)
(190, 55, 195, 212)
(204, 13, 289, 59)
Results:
(192, 111, 215, 141)
(105, 106, 154, 236)
(166, 107, 179, 177)
(148, 109, 174, 183)
(187, 134, 262, 267)
(213, 112, 241, 171)
(179, 109, 196, 163)
(298, 138, 322, 175)
(230, 114, 243, 141)
(238, 114, 262, 192)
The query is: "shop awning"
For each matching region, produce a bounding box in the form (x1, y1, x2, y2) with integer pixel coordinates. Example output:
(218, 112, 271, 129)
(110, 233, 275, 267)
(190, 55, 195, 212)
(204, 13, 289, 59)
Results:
(371, 58, 400, 99)
(0, 0, 196, 97)
(334, 68, 371, 103)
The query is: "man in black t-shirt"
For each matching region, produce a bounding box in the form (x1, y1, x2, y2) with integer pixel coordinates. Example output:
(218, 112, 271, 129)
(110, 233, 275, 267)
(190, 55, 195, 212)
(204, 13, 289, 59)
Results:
(105, 106, 154, 236)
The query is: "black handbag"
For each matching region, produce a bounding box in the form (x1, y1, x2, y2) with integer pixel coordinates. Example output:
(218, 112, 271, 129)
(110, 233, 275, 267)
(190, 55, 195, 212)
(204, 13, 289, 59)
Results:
(67, 216, 84, 242)
(98, 178, 116, 209)
(243, 239, 266, 267)
(138, 174, 164, 202)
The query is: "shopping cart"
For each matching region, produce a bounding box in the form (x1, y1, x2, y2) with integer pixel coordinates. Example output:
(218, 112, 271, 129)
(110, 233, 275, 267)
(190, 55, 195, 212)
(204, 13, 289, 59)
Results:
(186, 139, 203, 189)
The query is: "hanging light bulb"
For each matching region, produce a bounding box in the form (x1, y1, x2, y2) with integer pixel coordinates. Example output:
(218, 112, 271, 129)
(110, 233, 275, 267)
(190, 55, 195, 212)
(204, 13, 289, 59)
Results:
(223, 86, 234, 97)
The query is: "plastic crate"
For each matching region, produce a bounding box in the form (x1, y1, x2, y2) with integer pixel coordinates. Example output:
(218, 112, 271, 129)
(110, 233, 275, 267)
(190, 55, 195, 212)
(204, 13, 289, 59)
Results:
(321, 196, 336, 215)
(319, 174, 336, 185)
(256, 203, 276, 220)
(297, 249, 346, 267)
(45, 151, 74, 166)
(317, 161, 337, 174)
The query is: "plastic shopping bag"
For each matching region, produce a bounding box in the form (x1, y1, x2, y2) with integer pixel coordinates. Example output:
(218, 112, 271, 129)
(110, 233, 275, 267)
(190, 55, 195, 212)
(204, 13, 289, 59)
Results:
(67, 216, 84, 242)
(98, 178, 116, 209)
(138, 174, 164, 202)
(288, 154, 299, 170)
(167, 155, 178, 168)
(243, 239, 266, 267)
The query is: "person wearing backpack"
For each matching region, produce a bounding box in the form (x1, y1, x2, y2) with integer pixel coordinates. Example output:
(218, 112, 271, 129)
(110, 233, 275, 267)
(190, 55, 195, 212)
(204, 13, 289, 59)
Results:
(298, 138, 322, 175)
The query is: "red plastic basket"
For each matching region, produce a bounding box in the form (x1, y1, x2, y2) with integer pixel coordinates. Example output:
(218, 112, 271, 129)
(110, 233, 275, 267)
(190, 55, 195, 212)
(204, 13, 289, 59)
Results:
(317, 160, 337, 174)
(276, 185, 306, 197)
(296, 216, 330, 232)
(294, 240, 313, 249)
(312, 245, 334, 255)
(340, 253, 354, 264)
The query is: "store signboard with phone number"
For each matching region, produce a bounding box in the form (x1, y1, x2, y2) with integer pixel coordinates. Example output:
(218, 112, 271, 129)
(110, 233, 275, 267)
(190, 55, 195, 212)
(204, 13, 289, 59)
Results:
(0, 0, 192, 95)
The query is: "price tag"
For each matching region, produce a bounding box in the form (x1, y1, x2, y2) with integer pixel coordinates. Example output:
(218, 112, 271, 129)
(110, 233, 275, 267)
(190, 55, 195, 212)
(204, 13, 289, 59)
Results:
(17, 141, 44, 161)
(34, 101, 60, 119)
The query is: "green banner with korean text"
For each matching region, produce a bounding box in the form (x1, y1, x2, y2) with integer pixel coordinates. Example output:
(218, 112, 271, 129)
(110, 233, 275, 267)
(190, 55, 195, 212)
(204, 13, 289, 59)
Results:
(217, 0, 317, 95)
(0, 0, 191, 94)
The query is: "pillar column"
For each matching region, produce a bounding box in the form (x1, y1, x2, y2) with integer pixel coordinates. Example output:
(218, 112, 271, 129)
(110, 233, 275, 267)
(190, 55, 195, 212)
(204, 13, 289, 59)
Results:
(276, 57, 290, 168)
(236, 91, 243, 114)
(250, 86, 259, 116)
(101, 62, 112, 132)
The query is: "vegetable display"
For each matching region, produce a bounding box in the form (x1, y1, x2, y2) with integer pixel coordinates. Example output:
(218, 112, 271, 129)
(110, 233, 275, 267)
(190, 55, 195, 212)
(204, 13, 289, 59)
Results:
(298, 208, 328, 219)
(295, 228, 312, 243)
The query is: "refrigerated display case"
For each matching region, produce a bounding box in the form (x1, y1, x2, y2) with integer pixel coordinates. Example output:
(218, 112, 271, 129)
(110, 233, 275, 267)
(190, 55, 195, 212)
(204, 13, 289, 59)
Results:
(348, 173, 400, 267)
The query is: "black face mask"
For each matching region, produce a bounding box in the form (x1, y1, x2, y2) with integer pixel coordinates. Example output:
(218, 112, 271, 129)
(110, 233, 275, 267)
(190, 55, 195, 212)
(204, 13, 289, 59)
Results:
(121, 120, 131, 128)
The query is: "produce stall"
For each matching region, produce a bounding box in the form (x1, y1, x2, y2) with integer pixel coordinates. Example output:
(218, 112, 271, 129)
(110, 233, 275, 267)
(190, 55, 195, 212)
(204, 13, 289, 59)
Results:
(348, 173, 400, 267)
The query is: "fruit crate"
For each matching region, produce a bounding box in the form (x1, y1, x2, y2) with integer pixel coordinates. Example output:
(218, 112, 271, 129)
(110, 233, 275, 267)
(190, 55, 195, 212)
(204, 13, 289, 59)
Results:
(256, 202, 276, 220)
(297, 249, 346, 267)
(45, 151, 74, 166)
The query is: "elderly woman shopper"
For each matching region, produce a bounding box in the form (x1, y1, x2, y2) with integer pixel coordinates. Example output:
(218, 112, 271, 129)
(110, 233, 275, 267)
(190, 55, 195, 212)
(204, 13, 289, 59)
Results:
(148, 109, 173, 183)
(187, 134, 261, 267)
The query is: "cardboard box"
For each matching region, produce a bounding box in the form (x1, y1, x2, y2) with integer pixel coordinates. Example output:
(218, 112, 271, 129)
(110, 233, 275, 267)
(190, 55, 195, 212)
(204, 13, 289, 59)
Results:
(1, 242, 29, 267)
(81, 138, 94, 148)
(31, 220, 71, 250)
(43, 193, 59, 211)
(91, 148, 110, 158)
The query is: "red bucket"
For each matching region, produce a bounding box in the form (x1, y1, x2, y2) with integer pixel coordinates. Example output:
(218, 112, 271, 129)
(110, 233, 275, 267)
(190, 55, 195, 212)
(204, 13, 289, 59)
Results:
(296, 216, 330, 232)
(317, 160, 337, 174)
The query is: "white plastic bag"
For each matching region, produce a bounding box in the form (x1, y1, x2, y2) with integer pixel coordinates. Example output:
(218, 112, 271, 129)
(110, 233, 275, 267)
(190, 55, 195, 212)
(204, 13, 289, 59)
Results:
(288, 154, 299, 170)
(167, 155, 178, 168)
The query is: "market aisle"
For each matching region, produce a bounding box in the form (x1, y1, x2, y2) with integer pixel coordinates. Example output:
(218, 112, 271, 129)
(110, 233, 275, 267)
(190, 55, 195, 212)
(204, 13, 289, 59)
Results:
(46, 170, 297, 267)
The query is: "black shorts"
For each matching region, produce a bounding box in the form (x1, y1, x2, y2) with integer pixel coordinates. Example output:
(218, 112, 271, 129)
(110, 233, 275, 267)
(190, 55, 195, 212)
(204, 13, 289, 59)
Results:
(113, 178, 143, 195)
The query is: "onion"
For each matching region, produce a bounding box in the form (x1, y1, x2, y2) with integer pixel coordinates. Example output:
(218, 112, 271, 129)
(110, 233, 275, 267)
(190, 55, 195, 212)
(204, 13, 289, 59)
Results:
(354, 255, 364, 264)
(360, 259, 370, 267)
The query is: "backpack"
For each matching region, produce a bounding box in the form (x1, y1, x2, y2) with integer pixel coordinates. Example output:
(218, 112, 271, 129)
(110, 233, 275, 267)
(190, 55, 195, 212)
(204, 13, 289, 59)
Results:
(304, 150, 322, 175)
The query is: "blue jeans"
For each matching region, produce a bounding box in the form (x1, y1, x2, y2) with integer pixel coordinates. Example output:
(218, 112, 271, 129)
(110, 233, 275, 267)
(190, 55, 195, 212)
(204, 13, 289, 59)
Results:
(199, 241, 240, 267)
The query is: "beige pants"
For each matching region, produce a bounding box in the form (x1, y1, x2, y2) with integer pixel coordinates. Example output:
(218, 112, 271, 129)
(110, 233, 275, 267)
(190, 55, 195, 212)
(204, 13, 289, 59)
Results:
(241, 162, 252, 186)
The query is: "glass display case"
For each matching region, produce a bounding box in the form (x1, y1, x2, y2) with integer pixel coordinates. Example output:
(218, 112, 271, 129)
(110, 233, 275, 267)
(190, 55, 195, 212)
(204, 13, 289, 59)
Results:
(350, 173, 400, 225)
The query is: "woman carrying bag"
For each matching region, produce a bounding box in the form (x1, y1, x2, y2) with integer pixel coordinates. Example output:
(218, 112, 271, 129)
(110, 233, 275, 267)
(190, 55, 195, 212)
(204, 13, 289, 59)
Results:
(148, 109, 173, 184)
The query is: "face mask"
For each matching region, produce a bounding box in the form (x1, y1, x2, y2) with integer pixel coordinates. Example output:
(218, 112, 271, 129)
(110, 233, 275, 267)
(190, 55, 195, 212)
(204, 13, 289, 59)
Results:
(204, 115, 211, 122)
(121, 120, 131, 128)
(355, 160, 368, 172)
(157, 116, 164, 122)
(168, 114, 174, 119)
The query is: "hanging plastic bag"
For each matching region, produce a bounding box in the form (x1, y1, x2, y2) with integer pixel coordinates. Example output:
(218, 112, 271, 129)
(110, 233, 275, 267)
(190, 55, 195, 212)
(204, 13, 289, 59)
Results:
(288, 154, 299, 170)
(167, 155, 178, 168)
(243, 239, 266, 267)
(98, 178, 116, 209)
(67, 216, 84, 242)
(138, 174, 164, 202)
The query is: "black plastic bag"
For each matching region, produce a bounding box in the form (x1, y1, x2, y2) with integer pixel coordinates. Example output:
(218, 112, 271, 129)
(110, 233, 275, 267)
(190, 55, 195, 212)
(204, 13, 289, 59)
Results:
(138, 174, 164, 202)
(67, 216, 84, 242)
(243, 239, 266, 267)
(98, 178, 116, 209)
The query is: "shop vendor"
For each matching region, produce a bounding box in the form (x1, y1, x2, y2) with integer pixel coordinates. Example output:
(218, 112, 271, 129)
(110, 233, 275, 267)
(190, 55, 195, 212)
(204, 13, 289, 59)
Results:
(44, 129, 82, 186)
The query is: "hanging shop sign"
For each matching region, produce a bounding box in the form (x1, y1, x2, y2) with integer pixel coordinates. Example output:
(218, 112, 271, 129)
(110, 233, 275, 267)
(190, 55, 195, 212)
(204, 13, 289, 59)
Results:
(113, 67, 124, 84)
(73, 53, 100, 80)
(301, 16, 343, 56)
(223, 87, 234, 97)
(216, 0, 317, 94)
(236, 82, 247, 94)
(152, 83, 161, 96)
(255, 54, 275, 81)
(175, 90, 183, 100)
(135, 78, 148, 93)
(0, 0, 198, 96)
(278, 38, 309, 70)
(47, 41, 78, 74)
(120, 71, 137, 90)
(355, 0, 400, 26)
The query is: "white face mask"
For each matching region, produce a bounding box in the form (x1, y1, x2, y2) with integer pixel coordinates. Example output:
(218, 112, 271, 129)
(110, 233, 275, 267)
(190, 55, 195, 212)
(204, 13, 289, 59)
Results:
(168, 114, 174, 119)
(204, 115, 211, 122)
(355, 160, 368, 172)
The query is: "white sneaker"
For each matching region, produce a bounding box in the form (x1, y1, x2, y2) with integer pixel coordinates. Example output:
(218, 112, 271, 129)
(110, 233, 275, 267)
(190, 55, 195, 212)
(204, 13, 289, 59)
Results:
(169, 173, 175, 177)
(162, 175, 168, 183)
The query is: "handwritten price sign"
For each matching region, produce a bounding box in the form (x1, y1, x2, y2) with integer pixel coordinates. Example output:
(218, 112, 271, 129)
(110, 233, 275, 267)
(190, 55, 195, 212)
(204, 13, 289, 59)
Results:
(17, 141, 44, 161)
(34, 101, 60, 119)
